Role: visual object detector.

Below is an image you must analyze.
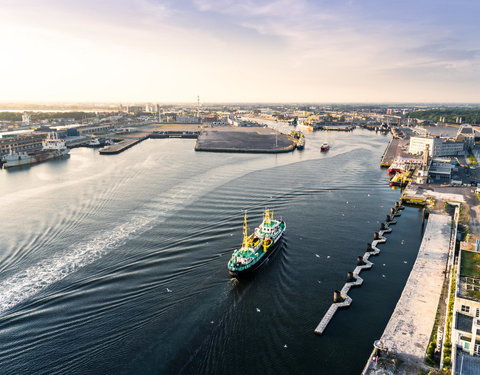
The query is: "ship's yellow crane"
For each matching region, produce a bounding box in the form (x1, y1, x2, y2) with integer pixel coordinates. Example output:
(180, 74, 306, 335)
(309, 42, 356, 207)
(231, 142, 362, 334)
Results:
(263, 209, 274, 225)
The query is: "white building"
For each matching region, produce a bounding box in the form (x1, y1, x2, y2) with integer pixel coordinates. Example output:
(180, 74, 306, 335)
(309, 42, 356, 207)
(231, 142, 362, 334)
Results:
(409, 136, 464, 157)
(452, 244, 480, 358)
(457, 124, 476, 148)
(22, 112, 31, 126)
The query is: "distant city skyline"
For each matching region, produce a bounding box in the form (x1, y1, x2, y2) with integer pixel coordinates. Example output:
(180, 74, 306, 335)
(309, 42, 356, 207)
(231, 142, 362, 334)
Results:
(2, 0, 480, 103)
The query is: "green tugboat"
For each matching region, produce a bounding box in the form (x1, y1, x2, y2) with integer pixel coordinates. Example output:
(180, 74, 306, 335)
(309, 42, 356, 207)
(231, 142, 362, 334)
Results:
(228, 209, 286, 277)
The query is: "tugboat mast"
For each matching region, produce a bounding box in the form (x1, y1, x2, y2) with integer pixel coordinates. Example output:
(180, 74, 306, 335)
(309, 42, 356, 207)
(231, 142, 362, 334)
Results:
(242, 211, 249, 249)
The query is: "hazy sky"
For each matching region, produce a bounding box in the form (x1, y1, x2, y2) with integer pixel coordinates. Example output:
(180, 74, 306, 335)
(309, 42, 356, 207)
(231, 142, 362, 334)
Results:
(2, 0, 480, 103)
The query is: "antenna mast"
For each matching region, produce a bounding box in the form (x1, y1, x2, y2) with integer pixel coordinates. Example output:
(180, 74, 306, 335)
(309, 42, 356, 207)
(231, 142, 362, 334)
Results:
(197, 95, 200, 118)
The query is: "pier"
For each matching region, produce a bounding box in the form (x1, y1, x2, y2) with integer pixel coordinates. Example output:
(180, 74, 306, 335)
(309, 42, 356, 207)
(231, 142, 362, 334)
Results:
(98, 124, 203, 155)
(99, 132, 151, 155)
(362, 214, 453, 374)
(314, 206, 403, 335)
(380, 138, 400, 167)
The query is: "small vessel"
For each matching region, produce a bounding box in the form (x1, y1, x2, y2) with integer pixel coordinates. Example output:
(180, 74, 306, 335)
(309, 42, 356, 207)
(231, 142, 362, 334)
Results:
(87, 137, 101, 147)
(389, 171, 411, 187)
(320, 143, 329, 152)
(2, 133, 70, 169)
(228, 209, 286, 277)
(290, 130, 305, 149)
(388, 159, 406, 174)
(86, 137, 114, 148)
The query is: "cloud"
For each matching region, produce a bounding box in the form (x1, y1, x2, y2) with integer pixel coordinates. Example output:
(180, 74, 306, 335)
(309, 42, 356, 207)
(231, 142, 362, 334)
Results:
(1, 0, 480, 102)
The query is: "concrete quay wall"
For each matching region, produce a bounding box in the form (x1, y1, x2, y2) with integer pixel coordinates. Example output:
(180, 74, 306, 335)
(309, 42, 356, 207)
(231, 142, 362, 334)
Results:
(363, 214, 452, 373)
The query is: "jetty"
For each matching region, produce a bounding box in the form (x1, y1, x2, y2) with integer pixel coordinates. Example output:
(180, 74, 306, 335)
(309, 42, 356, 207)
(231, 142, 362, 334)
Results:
(321, 125, 355, 132)
(362, 214, 453, 374)
(314, 205, 403, 335)
(98, 124, 203, 155)
(380, 138, 401, 167)
(99, 132, 150, 155)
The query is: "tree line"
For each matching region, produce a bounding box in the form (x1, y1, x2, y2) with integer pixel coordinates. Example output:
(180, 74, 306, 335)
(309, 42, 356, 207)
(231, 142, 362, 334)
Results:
(0, 112, 96, 122)
(408, 109, 480, 124)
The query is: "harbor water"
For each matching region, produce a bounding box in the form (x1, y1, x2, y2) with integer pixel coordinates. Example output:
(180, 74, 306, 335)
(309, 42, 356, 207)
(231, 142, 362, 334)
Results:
(0, 129, 424, 374)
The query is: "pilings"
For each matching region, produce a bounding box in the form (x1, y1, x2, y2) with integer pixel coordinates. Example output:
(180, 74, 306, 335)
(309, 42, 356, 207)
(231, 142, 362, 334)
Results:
(314, 202, 403, 335)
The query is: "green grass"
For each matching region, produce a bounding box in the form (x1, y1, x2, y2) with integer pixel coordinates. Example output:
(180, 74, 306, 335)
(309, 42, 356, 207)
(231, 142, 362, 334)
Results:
(442, 270, 456, 369)
(466, 290, 480, 300)
(467, 148, 478, 165)
(460, 251, 480, 277)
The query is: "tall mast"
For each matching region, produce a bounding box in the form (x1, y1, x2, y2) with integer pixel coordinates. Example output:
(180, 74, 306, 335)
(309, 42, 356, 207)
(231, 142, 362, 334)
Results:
(242, 211, 249, 249)
(197, 95, 200, 119)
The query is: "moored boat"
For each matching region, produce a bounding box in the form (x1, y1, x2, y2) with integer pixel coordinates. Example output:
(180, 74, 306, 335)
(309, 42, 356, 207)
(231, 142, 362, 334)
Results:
(290, 130, 305, 149)
(228, 209, 286, 277)
(2, 133, 70, 169)
(387, 159, 406, 174)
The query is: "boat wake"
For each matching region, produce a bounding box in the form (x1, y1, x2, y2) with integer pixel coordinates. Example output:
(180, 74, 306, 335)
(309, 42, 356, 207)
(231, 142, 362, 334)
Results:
(0, 211, 159, 314)
(0, 177, 209, 315)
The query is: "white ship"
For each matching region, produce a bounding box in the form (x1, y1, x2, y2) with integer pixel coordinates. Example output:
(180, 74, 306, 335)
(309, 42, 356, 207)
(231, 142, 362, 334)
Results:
(2, 133, 70, 169)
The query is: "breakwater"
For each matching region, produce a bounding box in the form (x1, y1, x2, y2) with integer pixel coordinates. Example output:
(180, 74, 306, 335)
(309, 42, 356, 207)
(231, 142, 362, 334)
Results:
(315, 203, 404, 335)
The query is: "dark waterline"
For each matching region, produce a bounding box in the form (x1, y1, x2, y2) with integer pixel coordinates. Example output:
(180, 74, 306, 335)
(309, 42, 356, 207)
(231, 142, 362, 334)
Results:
(0, 130, 424, 374)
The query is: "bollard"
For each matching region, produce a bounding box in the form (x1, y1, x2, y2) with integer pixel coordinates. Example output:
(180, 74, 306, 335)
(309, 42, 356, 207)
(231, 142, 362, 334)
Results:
(333, 290, 343, 303)
(357, 256, 366, 265)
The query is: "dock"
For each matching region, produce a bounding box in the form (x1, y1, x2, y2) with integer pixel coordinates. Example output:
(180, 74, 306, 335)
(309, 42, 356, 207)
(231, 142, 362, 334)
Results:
(380, 138, 400, 167)
(400, 185, 434, 206)
(98, 124, 203, 155)
(362, 214, 453, 374)
(321, 125, 355, 132)
(99, 132, 150, 155)
(314, 206, 403, 335)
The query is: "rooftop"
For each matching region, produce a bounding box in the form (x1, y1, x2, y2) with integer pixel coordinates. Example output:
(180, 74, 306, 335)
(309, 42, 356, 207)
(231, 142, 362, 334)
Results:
(458, 249, 480, 301)
(460, 250, 480, 278)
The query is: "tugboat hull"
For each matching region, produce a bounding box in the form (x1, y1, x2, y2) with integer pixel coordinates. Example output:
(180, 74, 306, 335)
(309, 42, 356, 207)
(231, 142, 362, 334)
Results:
(228, 237, 283, 277)
(228, 218, 285, 278)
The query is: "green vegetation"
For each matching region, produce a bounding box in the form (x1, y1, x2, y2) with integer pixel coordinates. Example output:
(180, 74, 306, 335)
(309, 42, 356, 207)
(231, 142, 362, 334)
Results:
(458, 204, 470, 228)
(426, 279, 449, 367)
(460, 251, 480, 277)
(426, 342, 436, 366)
(409, 109, 480, 124)
(0, 111, 96, 122)
(466, 290, 480, 300)
(32, 112, 96, 121)
(467, 148, 478, 165)
(442, 270, 456, 370)
(0, 112, 22, 121)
